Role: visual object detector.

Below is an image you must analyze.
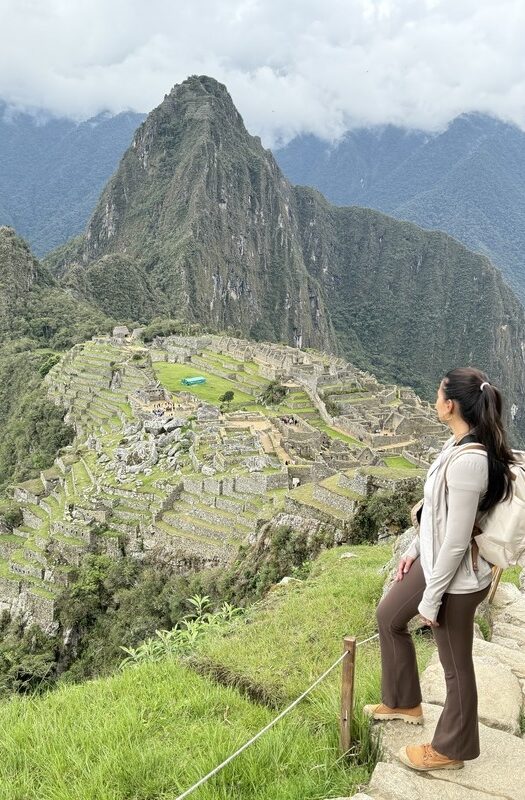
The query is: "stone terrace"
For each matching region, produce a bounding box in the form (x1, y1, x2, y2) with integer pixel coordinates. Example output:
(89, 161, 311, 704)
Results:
(1, 334, 445, 632)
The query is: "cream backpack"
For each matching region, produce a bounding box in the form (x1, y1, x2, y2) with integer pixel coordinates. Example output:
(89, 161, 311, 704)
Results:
(447, 444, 525, 568)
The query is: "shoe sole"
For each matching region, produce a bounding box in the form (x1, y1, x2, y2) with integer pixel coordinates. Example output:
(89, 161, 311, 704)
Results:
(397, 747, 464, 771)
(363, 705, 423, 725)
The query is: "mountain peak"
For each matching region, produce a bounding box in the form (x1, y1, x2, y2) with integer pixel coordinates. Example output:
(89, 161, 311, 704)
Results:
(151, 73, 245, 136)
(169, 74, 231, 101)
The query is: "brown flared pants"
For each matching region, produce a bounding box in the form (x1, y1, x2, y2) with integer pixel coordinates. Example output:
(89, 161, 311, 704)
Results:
(376, 556, 491, 760)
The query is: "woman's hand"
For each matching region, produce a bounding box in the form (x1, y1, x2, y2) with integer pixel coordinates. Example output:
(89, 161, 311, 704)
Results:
(395, 556, 415, 582)
(419, 615, 439, 628)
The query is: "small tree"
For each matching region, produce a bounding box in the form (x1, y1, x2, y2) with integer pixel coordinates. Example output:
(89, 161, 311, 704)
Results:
(219, 390, 235, 409)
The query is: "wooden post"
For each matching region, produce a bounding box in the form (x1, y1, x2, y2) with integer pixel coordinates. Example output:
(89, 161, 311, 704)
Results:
(488, 566, 504, 604)
(339, 635, 356, 755)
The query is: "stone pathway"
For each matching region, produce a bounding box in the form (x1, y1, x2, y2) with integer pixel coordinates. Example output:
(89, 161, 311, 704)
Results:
(340, 581, 525, 800)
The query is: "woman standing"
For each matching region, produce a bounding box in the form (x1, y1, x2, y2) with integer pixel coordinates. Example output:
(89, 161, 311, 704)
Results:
(364, 367, 515, 771)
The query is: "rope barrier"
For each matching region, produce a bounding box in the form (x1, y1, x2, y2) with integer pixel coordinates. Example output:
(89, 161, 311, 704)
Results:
(174, 632, 380, 800)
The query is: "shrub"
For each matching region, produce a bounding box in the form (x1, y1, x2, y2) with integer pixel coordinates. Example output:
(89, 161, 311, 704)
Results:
(350, 486, 421, 543)
(259, 381, 287, 405)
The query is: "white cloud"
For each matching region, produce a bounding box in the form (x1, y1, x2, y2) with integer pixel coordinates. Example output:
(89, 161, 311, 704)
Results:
(0, 0, 524, 145)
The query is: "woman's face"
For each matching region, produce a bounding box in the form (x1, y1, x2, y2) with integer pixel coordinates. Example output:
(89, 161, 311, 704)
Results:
(435, 381, 453, 422)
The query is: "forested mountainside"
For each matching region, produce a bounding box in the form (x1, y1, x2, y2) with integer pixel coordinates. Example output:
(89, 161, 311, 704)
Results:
(0, 227, 111, 489)
(46, 76, 525, 442)
(274, 114, 525, 302)
(0, 105, 145, 256)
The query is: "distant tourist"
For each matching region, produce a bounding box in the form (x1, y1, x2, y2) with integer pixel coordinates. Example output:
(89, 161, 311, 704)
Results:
(364, 368, 516, 771)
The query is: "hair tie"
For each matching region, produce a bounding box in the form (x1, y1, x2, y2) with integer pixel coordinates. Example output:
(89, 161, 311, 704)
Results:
(480, 381, 490, 391)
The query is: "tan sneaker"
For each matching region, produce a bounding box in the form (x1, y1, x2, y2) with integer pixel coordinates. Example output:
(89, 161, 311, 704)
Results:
(398, 743, 464, 771)
(363, 702, 423, 725)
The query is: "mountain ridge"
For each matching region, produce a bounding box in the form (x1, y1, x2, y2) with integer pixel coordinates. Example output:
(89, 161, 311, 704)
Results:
(274, 113, 525, 301)
(43, 75, 525, 443)
(0, 105, 145, 256)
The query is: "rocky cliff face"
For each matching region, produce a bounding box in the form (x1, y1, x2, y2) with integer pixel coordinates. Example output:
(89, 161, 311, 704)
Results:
(58, 76, 525, 442)
(0, 226, 53, 308)
(294, 189, 525, 426)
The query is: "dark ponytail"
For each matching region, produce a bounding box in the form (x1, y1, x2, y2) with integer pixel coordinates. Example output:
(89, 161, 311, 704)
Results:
(443, 367, 515, 512)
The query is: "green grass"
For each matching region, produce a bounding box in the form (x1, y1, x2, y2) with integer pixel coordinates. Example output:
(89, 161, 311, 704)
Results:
(288, 482, 352, 520)
(192, 545, 434, 706)
(0, 541, 435, 799)
(17, 477, 45, 496)
(153, 362, 254, 405)
(354, 465, 425, 480)
(0, 660, 367, 800)
(311, 420, 364, 446)
(383, 456, 418, 469)
(501, 566, 522, 588)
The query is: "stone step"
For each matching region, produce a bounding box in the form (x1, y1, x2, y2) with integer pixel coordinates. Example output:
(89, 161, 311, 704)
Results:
(421, 645, 522, 734)
(370, 702, 525, 800)
(364, 760, 488, 800)
(492, 621, 525, 648)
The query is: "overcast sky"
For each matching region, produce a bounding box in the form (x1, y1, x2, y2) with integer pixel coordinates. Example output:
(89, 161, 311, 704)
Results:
(1, 0, 524, 145)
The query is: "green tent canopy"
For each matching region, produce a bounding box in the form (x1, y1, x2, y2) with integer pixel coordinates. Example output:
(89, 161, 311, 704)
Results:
(180, 376, 206, 386)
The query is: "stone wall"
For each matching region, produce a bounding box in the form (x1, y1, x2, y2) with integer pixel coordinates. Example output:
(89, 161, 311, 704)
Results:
(0, 577, 56, 634)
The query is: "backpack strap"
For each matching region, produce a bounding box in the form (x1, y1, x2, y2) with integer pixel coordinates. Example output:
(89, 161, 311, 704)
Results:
(443, 442, 487, 481)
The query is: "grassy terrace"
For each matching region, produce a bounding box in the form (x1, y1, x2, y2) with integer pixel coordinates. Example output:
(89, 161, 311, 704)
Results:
(153, 361, 254, 405)
(312, 420, 364, 446)
(383, 455, 419, 469)
(0, 661, 357, 800)
(192, 546, 434, 703)
(0, 545, 435, 800)
(354, 465, 426, 480)
(287, 482, 352, 520)
(154, 360, 371, 447)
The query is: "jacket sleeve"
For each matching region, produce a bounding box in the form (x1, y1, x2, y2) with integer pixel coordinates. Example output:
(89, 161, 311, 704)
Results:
(402, 533, 420, 560)
(417, 454, 488, 622)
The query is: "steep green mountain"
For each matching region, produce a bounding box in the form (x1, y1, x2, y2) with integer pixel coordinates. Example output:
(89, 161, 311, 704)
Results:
(274, 115, 525, 301)
(0, 227, 111, 488)
(53, 76, 525, 442)
(58, 76, 333, 348)
(0, 105, 145, 256)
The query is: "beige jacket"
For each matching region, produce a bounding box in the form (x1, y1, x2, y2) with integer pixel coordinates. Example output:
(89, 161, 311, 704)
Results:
(403, 435, 492, 622)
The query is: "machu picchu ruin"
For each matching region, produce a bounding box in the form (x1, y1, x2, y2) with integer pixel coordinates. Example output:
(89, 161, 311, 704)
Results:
(0, 332, 450, 633)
